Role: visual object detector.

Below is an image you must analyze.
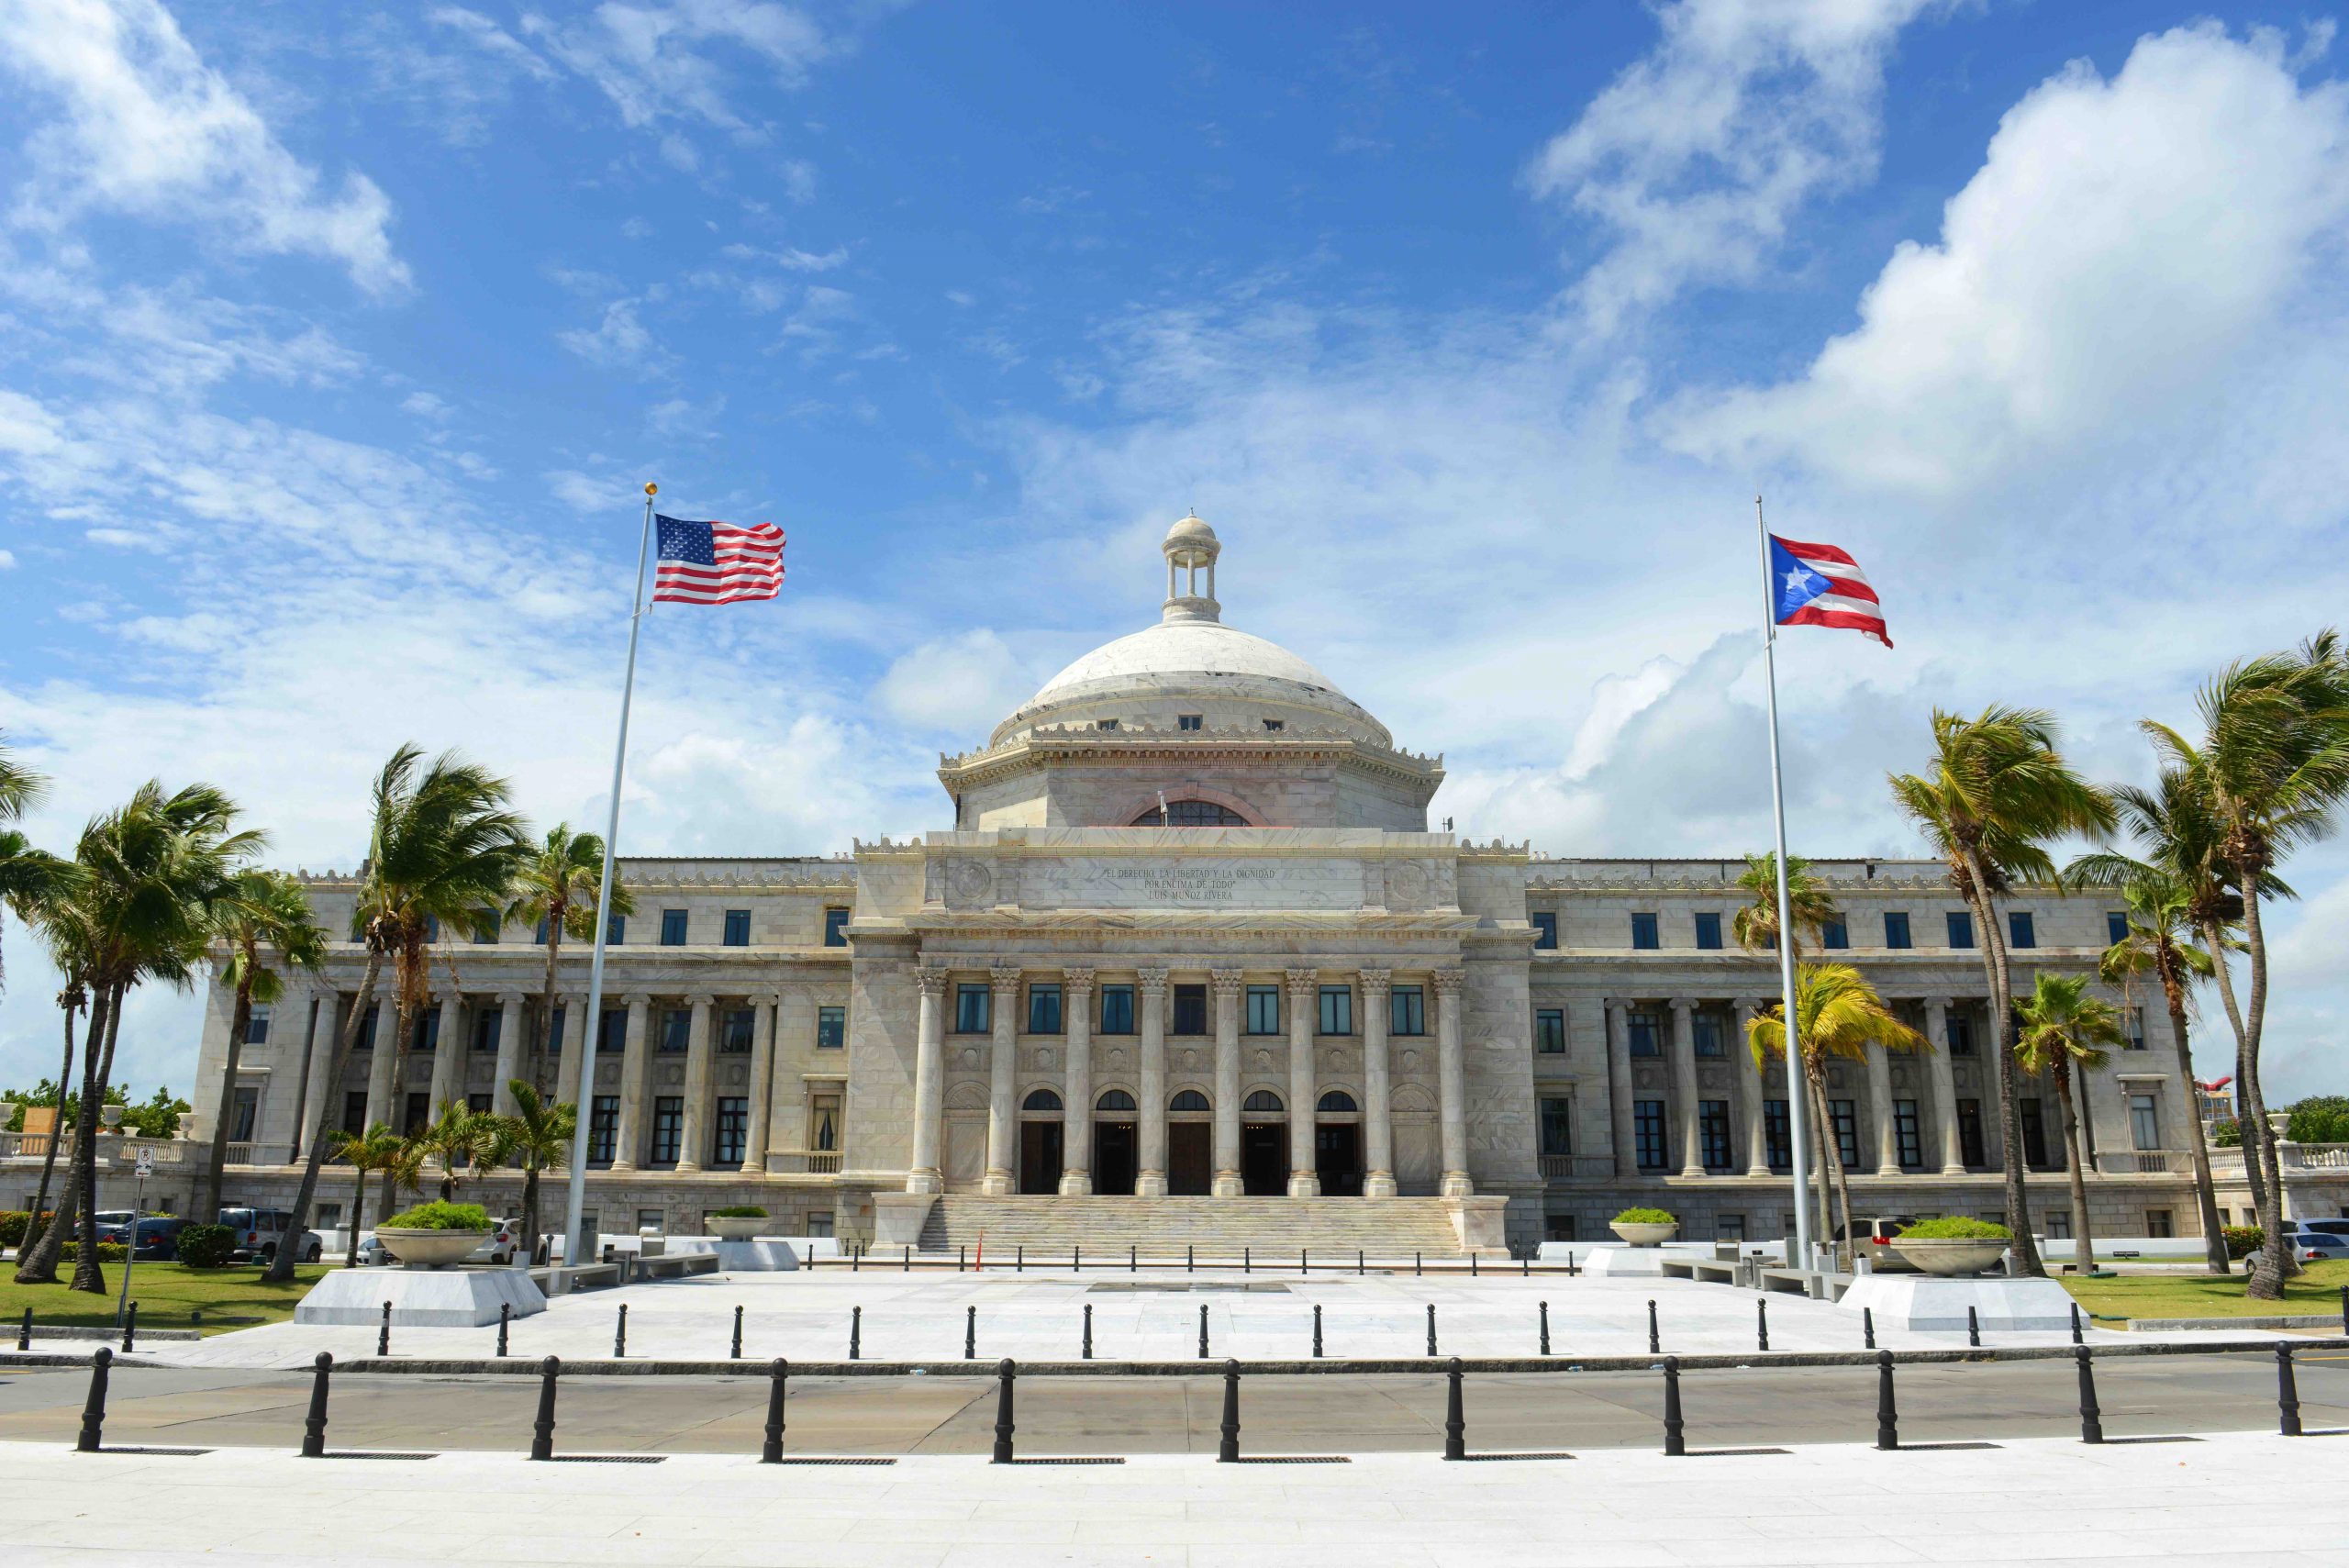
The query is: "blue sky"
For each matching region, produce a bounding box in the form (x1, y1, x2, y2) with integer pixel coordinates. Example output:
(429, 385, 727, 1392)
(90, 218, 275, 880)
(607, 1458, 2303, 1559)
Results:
(4, 0, 2347, 1103)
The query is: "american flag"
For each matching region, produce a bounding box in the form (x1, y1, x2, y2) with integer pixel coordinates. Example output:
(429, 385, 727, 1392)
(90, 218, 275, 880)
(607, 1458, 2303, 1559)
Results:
(653, 515, 785, 606)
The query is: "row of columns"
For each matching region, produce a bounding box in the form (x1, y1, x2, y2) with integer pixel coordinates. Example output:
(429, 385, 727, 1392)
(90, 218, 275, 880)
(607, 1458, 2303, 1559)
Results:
(907, 963, 1468, 1199)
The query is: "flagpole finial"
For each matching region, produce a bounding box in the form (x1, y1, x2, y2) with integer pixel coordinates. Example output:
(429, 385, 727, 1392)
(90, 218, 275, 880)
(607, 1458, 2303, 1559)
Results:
(645, 483, 658, 495)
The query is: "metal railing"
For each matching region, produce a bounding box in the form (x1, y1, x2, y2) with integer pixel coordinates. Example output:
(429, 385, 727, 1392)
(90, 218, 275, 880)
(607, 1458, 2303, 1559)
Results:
(766, 1151, 842, 1174)
(2093, 1150, 2186, 1174)
(1538, 1154, 1618, 1180)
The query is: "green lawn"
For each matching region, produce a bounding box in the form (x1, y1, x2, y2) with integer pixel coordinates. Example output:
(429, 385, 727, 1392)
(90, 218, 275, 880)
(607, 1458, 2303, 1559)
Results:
(2059, 1258, 2349, 1322)
(0, 1262, 334, 1336)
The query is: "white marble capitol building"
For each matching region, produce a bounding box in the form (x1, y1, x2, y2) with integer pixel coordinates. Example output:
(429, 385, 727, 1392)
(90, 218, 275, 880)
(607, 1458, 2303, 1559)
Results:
(186, 516, 2210, 1253)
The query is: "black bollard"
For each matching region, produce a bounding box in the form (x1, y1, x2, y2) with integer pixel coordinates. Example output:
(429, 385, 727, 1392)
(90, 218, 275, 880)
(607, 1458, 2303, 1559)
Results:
(1017, 1245, 1023, 1274)
(377, 1300, 392, 1357)
(119, 1300, 137, 1354)
(17, 1307, 28, 1351)
(761, 1358, 788, 1462)
(1219, 1359, 1241, 1462)
(529, 1356, 560, 1461)
(1198, 1303, 1209, 1359)
(1074, 1244, 1081, 1273)
(965, 1304, 977, 1360)
(302, 1351, 333, 1458)
(732, 1304, 744, 1361)
(76, 1345, 112, 1452)
(1186, 1243, 1194, 1273)
(2341, 1284, 2347, 1337)
(1244, 1246, 1250, 1275)
(960, 1245, 966, 1273)
(992, 1359, 1016, 1463)
(1312, 1304, 1324, 1359)
(1647, 1298, 1660, 1355)
(1756, 1298, 1769, 1352)
(1426, 1303, 1439, 1357)
(1415, 1250, 1421, 1277)
(2277, 1342, 2303, 1437)
(1301, 1247, 1308, 1276)
(1876, 1350, 1897, 1451)
(1662, 1355, 1686, 1457)
(1443, 1357, 1467, 1461)
(1130, 1244, 1136, 1273)
(1966, 1305, 1980, 1349)
(850, 1305, 862, 1361)
(1083, 1303, 1094, 1361)
(1471, 1252, 1478, 1279)
(852, 1242, 859, 1273)
(1521, 1254, 1530, 1278)
(2076, 1346, 2103, 1444)
(2069, 1301, 2083, 1346)
(1539, 1300, 1552, 1357)
(1358, 1249, 1364, 1276)
(903, 1245, 910, 1273)
(496, 1301, 511, 1358)
(614, 1303, 628, 1358)
(1863, 1307, 1876, 1351)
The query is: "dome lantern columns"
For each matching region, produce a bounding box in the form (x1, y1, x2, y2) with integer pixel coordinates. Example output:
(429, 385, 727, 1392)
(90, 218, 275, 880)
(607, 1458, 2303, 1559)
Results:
(1162, 512, 1221, 625)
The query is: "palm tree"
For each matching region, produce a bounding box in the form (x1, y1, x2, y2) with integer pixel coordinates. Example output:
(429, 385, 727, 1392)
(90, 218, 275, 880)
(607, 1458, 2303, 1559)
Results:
(2145, 634, 2349, 1297)
(270, 745, 529, 1284)
(1731, 852, 1843, 957)
(1888, 706, 2115, 1277)
(2012, 973, 2129, 1273)
(198, 870, 328, 1218)
(0, 735, 77, 993)
(1746, 963, 1926, 1256)
(497, 1080, 574, 1261)
(505, 824, 632, 1101)
(411, 1100, 497, 1204)
(328, 1122, 408, 1270)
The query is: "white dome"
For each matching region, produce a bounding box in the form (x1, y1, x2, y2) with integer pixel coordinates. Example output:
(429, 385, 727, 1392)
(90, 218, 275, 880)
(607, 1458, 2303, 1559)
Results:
(992, 617, 1387, 746)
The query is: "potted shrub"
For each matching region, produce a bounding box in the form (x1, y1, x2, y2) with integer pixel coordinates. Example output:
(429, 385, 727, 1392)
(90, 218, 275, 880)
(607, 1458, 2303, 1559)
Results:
(1888, 1217, 2010, 1277)
(1609, 1207, 1678, 1247)
(707, 1206, 769, 1242)
(376, 1201, 494, 1269)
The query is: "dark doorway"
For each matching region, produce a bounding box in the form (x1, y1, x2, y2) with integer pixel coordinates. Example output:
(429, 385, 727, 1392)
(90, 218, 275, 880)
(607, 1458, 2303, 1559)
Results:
(1019, 1121, 1063, 1195)
(1168, 1123, 1213, 1195)
(1241, 1122, 1286, 1195)
(1095, 1120, 1138, 1195)
(1316, 1123, 1363, 1197)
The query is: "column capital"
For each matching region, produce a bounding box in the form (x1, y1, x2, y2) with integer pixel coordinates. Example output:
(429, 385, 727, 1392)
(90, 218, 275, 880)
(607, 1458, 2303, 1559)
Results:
(1137, 966, 1169, 998)
(1209, 968, 1243, 1000)
(989, 962, 1022, 995)
(497, 989, 529, 1006)
(1431, 968, 1464, 997)
(1357, 967, 1391, 999)
(1731, 996, 1761, 1014)
(1283, 966, 1319, 999)
(685, 990, 717, 1007)
(1668, 995, 1696, 1014)
(767, 990, 788, 1009)
(1063, 966, 1096, 998)
(625, 993, 651, 1016)
(916, 964, 951, 997)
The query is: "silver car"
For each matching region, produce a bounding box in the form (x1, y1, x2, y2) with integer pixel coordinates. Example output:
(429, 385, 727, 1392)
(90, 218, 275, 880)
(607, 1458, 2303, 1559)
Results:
(218, 1207, 323, 1264)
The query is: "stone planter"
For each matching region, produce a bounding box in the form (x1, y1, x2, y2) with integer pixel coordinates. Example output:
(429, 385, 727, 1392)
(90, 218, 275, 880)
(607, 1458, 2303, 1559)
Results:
(1888, 1236, 2009, 1277)
(707, 1216, 767, 1242)
(1609, 1220, 1677, 1248)
(377, 1228, 488, 1270)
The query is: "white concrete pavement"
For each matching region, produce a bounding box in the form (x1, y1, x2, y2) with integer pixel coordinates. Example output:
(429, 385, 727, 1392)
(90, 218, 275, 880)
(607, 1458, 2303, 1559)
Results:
(2, 1430, 2343, 1566)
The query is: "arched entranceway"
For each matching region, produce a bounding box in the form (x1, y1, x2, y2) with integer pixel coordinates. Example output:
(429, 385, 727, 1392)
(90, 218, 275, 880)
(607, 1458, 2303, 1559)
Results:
(1314, 1089, 1364, 1197)
(1241, 1088, 1286, 1195)
(1019, 1088, 1064, 1194)
(1167, 1088, 1213, 1195)
(1093, 1089, 1138, 1195)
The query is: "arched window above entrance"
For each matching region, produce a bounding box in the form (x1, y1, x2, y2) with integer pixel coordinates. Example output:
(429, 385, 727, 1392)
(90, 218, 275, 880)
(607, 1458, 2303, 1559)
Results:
(1316, 1090, 1358, 1113)
(1022, 1088, 1063, 1112)
(1242, 1089, 1284, 1113)
(1096, 1088, 1137, 1111)
(1130, 799, 1250, 827)
(1168, 1089, 1209, 1111)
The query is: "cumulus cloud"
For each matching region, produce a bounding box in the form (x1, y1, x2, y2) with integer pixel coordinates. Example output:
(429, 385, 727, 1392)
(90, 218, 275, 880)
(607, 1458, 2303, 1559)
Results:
(873, 629, 1042, 737)
(558, 298, 662, 366)
(517, 0, 831, 135)
(0, 0, 409, 294)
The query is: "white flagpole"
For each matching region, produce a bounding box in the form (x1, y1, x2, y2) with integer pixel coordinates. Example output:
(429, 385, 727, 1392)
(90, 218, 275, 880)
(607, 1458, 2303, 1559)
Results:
(1755, 495, 1817, 1273)
(561, 483, 658, 1273)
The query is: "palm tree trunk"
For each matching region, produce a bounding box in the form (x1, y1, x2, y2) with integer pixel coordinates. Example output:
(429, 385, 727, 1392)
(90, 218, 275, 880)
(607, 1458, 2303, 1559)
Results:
(538, 919, 562, 1089)
(346, 1163, 367, 1271)
(1819, 1077, 1856, 1262)
(12, 995, 80, 1281)
(2197, 917, 2267, 1223)
(268, 952, 383, 1284)
(1959, 857, 2044, 1276)
(2055, 1067, 2095, 1273)
(201, 963, 255, 1222)
(15, 992, 97, 1284)
(522, 1166, 540, 1261)
(2161, 973, 2229, 1273)
(67, 982, 122, 1295)
(2235, 869, 2293, 1299)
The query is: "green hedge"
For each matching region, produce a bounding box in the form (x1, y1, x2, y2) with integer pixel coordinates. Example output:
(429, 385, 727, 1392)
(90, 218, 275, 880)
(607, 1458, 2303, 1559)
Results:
(1612, 1207, 1675, 1225)
(175, 1223, 237, 1268)
(708, 1205, 769, 1218)
(0, 1210, 48, 1250)
(59, 1240, 129, 1262)
(2222, 1225, 2264, 1260)
(380, 1201, 491, 1231)
(1897, 1217, 2011, 1240)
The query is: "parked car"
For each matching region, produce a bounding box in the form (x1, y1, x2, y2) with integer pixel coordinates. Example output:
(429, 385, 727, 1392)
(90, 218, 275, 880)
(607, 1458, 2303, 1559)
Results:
(96, 1216, 188, 1260)
(1835, 1216, 1925, 1271)
(2289, 1229, 2349, 1263)
(351, 1235, 390, 1267)
(217, 1207, 323, 1263)
(468, 1217, 529, 1265)
(2296, 1218, 2349, 1240)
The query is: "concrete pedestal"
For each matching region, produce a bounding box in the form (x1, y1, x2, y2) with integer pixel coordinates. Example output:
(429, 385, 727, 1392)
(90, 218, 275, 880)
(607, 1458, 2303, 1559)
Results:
(1580, 1245, 1674, 1277)
(664, 1239, 801, 1271)
(1444, 1194, 1509, 1252)
(870, 1192, 937, 1248)
(295, 1266, 547, 1328)
(1838, 1273, 2079, 1333)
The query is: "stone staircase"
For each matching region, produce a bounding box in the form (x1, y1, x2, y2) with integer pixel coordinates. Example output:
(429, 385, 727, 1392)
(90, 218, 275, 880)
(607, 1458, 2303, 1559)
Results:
(916, 1195, 1479, 1258)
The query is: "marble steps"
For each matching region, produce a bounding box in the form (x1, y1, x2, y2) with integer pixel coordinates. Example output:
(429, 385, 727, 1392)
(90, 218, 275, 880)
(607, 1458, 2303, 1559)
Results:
(917, 1195, 1471, 1257)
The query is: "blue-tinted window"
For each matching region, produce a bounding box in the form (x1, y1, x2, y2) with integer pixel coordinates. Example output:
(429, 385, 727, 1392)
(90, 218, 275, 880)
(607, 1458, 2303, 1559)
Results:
(1764, 1101, 1791, 1169)
(606, 913, 626, 945)
(955, 984, 990, 1034)
(1098, 984, 1135, 1034)
(1627, 1010, 1662, 1058)
(534, 917, 550, 945)
(597, 1007, 625, 1053)
(471, 1008, 501, 1053)
(1945, 910, 1975, 949)
(822, 907, 850, 948)
(1831, 1099, 1859, 1169)
(1884, 911, 1911, 949)
(720, 1008, 755, 1053)
(355, 1003, 379, 1051)
(660, 908, 689, 946)
(588, 1096, 618, 1163)
(658, 1007, 689, 1052)
(714, 1097, 748, 1166)
(723, 909, 751, 946)
(1693, 912, 1722, 950)
(816, 1006, 845, 1049)
(1945, 1013, 1974, 1057)
(1531, 911, 1558, 950)
(1389, 985, 1425, 1036)
(1318, 984, 1353, 1035)
(422, 914, 440, 942)
(650, 1096, 683, 1164)
(242, 1004, 271, 1045)
(1820, 918, 1849, 950)
(411, 1004, 440, 1053)
(1027, 984, 1063, 1034)
(1699, 1101, 1732, 1171)
(2007, 911, 2036, 950)
(471, 908, 500, 943)
(1245, 985, 1281, 1035)
(1693, 1013, 1725, 1058)
(1535, 1008, 1565, 1053)
(1630, 913, 1660, 950)
(2107, 910, 2130, 946)
(1633, 1101, 1667, 1170)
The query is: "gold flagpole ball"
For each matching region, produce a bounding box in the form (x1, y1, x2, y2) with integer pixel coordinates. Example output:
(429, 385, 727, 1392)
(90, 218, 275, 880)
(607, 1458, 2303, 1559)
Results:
(645, 483, 658, 495)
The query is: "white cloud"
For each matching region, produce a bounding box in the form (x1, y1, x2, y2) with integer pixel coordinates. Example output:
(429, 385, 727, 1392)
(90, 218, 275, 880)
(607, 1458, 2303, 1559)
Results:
(0, 550, 16, 569)
(1529, 0, 1942, 332)
(873, 630, 1041, 737)
(401, 391, 450, 418)
(558, 298, 662, 366)
(518, 0, 831, 135)
(0, 0, 409, 295)
(1668, 25, 2349, 498)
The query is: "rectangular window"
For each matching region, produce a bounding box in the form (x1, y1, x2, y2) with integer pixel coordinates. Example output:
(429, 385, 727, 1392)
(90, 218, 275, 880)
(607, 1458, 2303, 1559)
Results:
(1693, 912, 1722, 951)
(1627, 1009, 1662, 1058)
(1389, 985, 1425, 1036)
(1318, 984, 1353, 1035)
(355, 1002, 380, 1052)
(242, 1004, 272, 1045)
(597, 1007, 626, 1053)
(1716, 1214, 1746, 1243)
(1098, 984, 1135, 1034)
(955, 984, 991, 1034)
(658, 1007, 690, 1053)
(471, 908, 499, 944)
(1693, 1013, 1725, 1059)
(2107, 910, 2130, 946)
(1764, 1100, 1791, 1169)
(1957, 1099, 1986, 1166)
(340, 1090, 368, 1138)
(1831, 1099, 1859, 1170)
(1026, 983, 1062, 1034)
(720, 1007, 755, 1054)
(467, 1092, 493, 1114)
(1633, 1100, 1667, 1171)
(2125, 1007, 2146, 1051)
(1172, 984, 1208, 1035)
(823, 907, 850, 948)
(816, 1006, 845, 1049)
(472, 1007, 501, 1053)
(1531, 911, 1558, 950)
(1698, 1100, 1732, 1171)
(1630, 913, 1660, 950)
(2144, 1208, 2173, 1239)
(636, 1209, 666, 1234)
(1096, 717, 1119, 730)
(2131, 1094, 2161, 1151)
(411, 1004, 441, 1054)
(547, 1004, 567, 1056)
(1246, 985, 1281, 1035)
(1820, 918, 1849, 951)
(314, 1202, 343, 1229)
(423, 915, 440, 943)
(650, 1096, 684, 1164)
(2044, 1210, 2071, 1240)
(2007, 911, 2036, 950)
(1946, 910, 1975, 949)
(714, 1096, 748, 1166)
(1539, 1095, 1573, 1157)
(1895, 1099, 1922, 1169)
(723, 909, 751, 947)
(605, 913, 626, 945)
(1263, 718, 1284, 731)
(403, 1092, 429, 1137)
(661, 908, 688, 946)
(535, 916, 550, 945)
(2020, 1099, 2051, 1168)
(1177, 713, 1202, 730)
(1884, 911, 1912, 949)
(1545, 1215, 1577, 1242)
(1938, 1010, 1975, 1057)
(230, 1085, 260, 1141)
(1534, 1008, 1566, 1054)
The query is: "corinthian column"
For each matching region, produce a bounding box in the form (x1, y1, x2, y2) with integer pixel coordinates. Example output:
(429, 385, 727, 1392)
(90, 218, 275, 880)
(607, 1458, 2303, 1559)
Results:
(982, 964, 1020, 1195)
(1925, 997, 1965, 1173)
(1059, 968, 1095, 1195)
(907, 965, 948, 1194)
(1736, 998, 1769, 1176)
(1285, 968, 1319, 1196)
(1434, 968, 1471, 1197)
(1359, 968, 1396, 1197)
(677, 992, 715, 1173)
(1210, 970, 1242, 1196)
(1137, 967, 1169, 1197)
(1669, 996, 1701, 1178)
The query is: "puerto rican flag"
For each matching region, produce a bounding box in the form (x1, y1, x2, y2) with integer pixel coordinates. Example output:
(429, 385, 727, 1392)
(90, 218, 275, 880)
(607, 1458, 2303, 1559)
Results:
(1768, 534, 1890, 648)
(653, 515, 785, 606)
